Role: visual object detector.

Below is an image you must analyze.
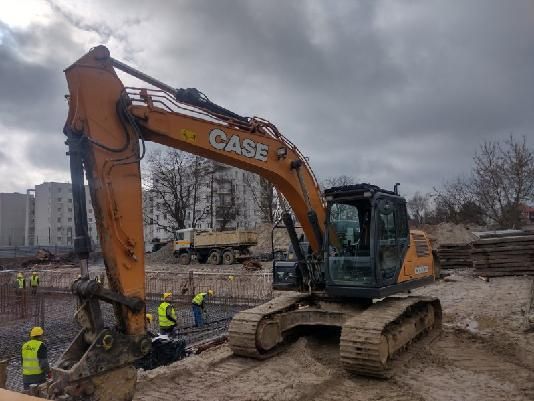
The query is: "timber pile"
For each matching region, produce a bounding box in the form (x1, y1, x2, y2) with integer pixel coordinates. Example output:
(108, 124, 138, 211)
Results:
(472, 232, 534, 277)
(437, 243, 473, 269)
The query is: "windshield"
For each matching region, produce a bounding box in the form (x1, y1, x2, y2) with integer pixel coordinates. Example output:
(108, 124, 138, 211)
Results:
(327, 201, 374, 286)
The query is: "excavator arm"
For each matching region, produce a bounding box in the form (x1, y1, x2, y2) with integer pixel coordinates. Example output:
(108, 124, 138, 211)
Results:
(46, 45, 326, 400)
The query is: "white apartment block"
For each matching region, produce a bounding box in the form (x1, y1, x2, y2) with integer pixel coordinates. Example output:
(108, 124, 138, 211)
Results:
(0, 193, 28, 246)
(33, 182, 99, 247)
(144, 163, 264, 241)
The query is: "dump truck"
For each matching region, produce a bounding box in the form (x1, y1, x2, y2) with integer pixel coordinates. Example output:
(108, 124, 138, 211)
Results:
(174, 228, 258, 265)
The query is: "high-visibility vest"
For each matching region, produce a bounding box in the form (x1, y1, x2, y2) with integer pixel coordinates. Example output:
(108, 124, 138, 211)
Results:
(30, 275, 39, 287)
(158, 302, 176, 328)
(21, 339, 43, 376)
(17, 278, 25, 289)
(192, 292, 207, 306)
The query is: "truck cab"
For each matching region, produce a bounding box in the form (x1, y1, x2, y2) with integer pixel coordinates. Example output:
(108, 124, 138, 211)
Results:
(174, 228, 195, 251)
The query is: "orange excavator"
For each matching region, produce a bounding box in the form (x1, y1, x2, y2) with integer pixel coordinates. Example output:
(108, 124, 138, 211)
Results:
(1, 46, 441, 400)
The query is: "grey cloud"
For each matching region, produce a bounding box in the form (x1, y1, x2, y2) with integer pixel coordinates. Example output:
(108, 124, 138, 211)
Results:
(0, 21, 69, 134)
(1, 0, 534, 197)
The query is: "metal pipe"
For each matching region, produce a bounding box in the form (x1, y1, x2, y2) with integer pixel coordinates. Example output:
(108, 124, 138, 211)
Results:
(111, 57, 177, 95)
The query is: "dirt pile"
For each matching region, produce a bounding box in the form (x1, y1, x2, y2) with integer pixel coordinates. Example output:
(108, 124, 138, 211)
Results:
(419, 222, 477, 248)
(145, 242, 176, 264)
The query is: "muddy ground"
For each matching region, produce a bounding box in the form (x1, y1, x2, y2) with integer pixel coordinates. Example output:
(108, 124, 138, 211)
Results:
(134, 274, 534, 401)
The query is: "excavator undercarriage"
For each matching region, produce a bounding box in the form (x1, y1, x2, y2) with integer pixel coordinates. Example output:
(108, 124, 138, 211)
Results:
(230, 294, 441, 378)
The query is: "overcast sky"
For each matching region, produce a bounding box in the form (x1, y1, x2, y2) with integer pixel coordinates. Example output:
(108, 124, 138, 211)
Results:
(0, 0, 533, 197)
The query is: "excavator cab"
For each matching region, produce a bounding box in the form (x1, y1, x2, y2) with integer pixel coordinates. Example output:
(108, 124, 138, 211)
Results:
(274, 183, 434, 297)
(323, 183, 419, 298)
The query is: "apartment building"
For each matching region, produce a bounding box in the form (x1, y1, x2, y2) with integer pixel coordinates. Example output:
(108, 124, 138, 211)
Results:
(0, 193, 28, 246)
(33, 182, 99, 247)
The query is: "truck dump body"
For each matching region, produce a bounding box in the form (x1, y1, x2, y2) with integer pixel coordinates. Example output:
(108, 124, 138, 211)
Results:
(194, 230, 258, 248)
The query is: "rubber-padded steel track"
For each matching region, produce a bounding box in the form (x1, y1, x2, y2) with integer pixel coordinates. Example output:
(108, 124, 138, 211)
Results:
(340, 296, 442, 378)
(229, 294, 307, 358)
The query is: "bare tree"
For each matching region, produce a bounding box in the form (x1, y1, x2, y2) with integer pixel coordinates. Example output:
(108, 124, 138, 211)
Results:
(407, 192, 431, 225)
(143, 149, 210, 236)
(244, 174, 277, 223)
(471, 136, 534, 227)
(434, 136, 534, 228)
(321, 175, 356, 189)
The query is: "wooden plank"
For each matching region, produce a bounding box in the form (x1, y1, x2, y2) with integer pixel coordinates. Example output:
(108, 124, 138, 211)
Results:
(473, 244, 534, 251)
(477, 271, 534, 277)
(474, 264, 533, 270)
(473, 254, 533, 261)
(474, 236, 534, 245)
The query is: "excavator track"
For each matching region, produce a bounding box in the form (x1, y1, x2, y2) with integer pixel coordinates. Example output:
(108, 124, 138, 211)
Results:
(229, 293, 308, 358)
(340, 296, 442, 378)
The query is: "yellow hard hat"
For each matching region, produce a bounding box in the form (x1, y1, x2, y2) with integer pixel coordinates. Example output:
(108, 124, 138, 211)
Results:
(208, 289, 214, 296)
(145, 313, 153, 323)
(30, 326, 44, 337)
(32, 271, 37, 275)
(17, 273, 23, 278)
(228, 275, 234, 281)
(163, 292, 172, 299)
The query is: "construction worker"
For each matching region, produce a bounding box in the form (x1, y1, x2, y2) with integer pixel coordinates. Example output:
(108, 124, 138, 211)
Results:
(30, 272, 40, 295)
(16, 272, 26, 290)
(158, 292, 177, 334)
(192, 290, 214, 327)
(21, 326, 50, 390)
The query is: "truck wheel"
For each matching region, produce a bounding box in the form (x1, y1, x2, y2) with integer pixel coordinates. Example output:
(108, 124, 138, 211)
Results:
(223, 250, 235, 265)
(208, 250, 222, 265)
(179, 252, 191, 265)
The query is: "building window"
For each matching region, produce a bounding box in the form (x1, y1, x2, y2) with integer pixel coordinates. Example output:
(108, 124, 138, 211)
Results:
(57, 207, 62, 212)
(57, 237, 62, 241)
(88, 218, 93, 222)
(68, 218, 72, 222)
(58, 188, 62, 192)
(57, 197, 62, 202)
(68, 199, 72, 203)
(68, 208, 72, 212)
(57, 217, 61, 223)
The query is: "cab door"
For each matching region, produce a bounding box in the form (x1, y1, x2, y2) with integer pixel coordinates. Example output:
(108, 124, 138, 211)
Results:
(375, 198, 401, 286)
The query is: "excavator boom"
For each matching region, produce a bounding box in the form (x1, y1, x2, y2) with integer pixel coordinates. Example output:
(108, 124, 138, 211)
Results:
(0, 45, 440, 401)
(41, 45, 327, 400)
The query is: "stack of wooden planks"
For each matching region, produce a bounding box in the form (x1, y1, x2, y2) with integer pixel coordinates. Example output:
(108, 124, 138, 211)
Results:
(437, 243, 473, 269)
(472, 232, 534, 277)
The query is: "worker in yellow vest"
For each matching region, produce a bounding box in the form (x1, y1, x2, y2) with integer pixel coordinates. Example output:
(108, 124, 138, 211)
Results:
(21, 326, 50, 390)
(30, 272, 40, 295)
(16, 272, 26, 290)
(158, 292, 177, 334)
(192, 290, 214, 327)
